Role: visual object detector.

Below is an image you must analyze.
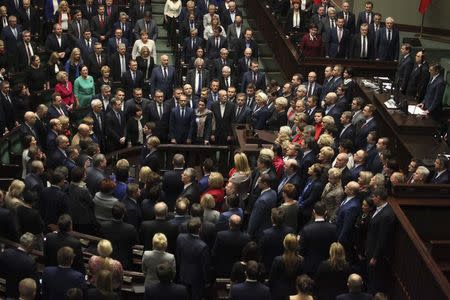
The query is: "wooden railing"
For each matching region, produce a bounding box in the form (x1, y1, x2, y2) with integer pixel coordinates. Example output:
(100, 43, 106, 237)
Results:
(389, 198, 450, 300)
(246, 0, 398, 82)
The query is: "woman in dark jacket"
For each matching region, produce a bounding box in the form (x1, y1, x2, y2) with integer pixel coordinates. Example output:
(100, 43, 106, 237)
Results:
(192, 98, 213, 144)
(26, 55, 49, 93)
(266, 96, 288, 131)
(126, 105, 147, 146)
(315, 242, 353, 300)
(269, 233, 304, 300)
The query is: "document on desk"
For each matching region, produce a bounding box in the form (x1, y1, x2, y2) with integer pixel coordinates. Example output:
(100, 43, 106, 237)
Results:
(408, 105, 427, 116)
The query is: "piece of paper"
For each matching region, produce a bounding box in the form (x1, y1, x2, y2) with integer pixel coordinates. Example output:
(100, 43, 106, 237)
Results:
(408, 105, 427, 115)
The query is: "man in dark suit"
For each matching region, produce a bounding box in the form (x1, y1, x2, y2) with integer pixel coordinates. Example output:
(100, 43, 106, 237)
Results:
(259, 208, 294, 271)
(406, 50, 430, 101)
(77, 30, 98, 63)
(417, 63, 446, 119)
(350, 23, 373, 59)
(176, 217, 211, 300)
(43, 215, 86, 274)
(236, 48, 253, 83)
(104, 0, 118, 23)
(162, 154, 185, 210)
(85, 153, 106, 195)
(305, 71, 322, 98)
(90, 5, 110, 43)
(140, 202, 179, 253)
(15, 30, 36, 71)
(219, 65, 236, 91)
(233, 92, 252, 124)
(235, 28, 259, 60)
(336, 181, 361, 256)
(430, 156, 449, 184)
(320, 66, 334, 100)
(226, 15, 245, 52)
(88, 99, 106, 151)
(150, 54, 177, 99)
(145, 263, 189, 300)
(220, 0, 243, 29)
(336, 273, 374, 300)
(186, 57, 210, 96)
(113, 12, 133, 41)
(375, 17, 399, 61)
(47, 135, 69, 170)
(0, 81, 17, 131)
(147, 90, 171, 142)
(179, 167, 201, 203)
(129, 0, 151, 23)
(169, 94, 195, 144)
(67, 10, 90, 44)
(365, 188, 395, 294)
(229, 260, 271, 299)
(183, 28, 204, 63)
(212, 47, 234, 79)
(247, 174, 278, 239)
(45, 23, 71, 61)
(241, 60, 266, 93)
(42, 246, 87, 300)
(395, 43, 414, 93)
(17, 0, 39, 35)
(337, 1, 355, 33)
(1, 15, 21, 54)
(80, 0, 95, 20)
(123, 87, 151, 120)
(121, 183, 143, 228)
(356, 0, 374, 30)
(87, 42, 108, 79)
(108, 42, 130, 81)
(40, 172, 69, 226)
(338, 111, 355, 145)
(298, 137, 317, 182)
(0, 232, 38, 298)
(277, 160, 302, 199)
(106, 27, 129, 55)
(299, 202, 336, 275)
(206, 28, 228, 60)
(323, 92, 342, 125)
(105, 98, 126, 151)
(47, 93, 69, 121)
(134, 11, 158, 41)
(211, 90, 236, 145)
(355, 104, 377, 150)
(297, 163, 323, 229)
(212, 214, 250, 277)
(99, 203, 138, 269)
(180, 12, 203, 41)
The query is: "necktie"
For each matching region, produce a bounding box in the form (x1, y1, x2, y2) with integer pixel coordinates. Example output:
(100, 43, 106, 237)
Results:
(216, 38, 219, 49)
(121, 23, 125, 32)
(116, 112, 121, 125)
(180, 108, 184, 118)
(158, 104, 162, 119)
(145, 22, 149, 32)
(246, 58, 250, 68)
(2, 17, 6, 27)
(88, 6, 91, 14)
(227, 77, 230, 88)
(26, 43, 32, 64)
(236, 106, 241, 117)
(77, 21, 81, 39)
(141, 6, 144, 14)
(96, 113, 102, 130)
(100, 15, 104, 24)
(338, 28, 342, 42)
(197, 71, 202, 94)
(117, 38, 120, 46)
(107, 6, 111, 16)
(97, 55, 101, 65)
(366, 12, 370, 23)
(344, 12, 348, 22)
(12, 28, 17, 38)
(163, 67, 168, 79)
(253, 72, 257, 83)
(247, 97, 252, 107)
(362, 36, 367, 58)
(87, 40, 91, 48)
(308, 84, 313, 96)
(132, 71, 136, 82)
(213, 93, 217, 102)
(331, 19, 335, 29)
(190, 21, 194, 30)
(388, 29, 392, 42)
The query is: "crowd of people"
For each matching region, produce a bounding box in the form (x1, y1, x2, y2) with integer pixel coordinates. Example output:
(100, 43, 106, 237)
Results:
(0, 0, 449, 299)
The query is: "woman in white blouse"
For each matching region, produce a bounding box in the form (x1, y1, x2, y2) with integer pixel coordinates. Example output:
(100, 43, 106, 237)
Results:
(164, 0, 182, 47)
(55, 0, 70, 32)
(203, 15, 226, 40)
(132, 31, 157, 61)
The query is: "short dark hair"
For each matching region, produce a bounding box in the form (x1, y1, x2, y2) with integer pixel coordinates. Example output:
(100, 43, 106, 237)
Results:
(246, 260, 259, 280)
(314, 201, 326, 216)
(156, 263, 174, 283)
(283, 183, 297, 199)
(70, 167, 85, 183)
(112, 203, 126, 220)
(372, 187, 388, 201)
(190, 203, 204, 218)
(187, 217, 202, 234)
(58, 214, 72, 232)
(271, 207, 285, 226)
(203, 158, 214, 173)
(57, 246, 75, 266)
(50, 171, 65, 185)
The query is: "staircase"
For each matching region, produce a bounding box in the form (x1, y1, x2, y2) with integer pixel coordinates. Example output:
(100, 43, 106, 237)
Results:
(150, 0, 175, 65)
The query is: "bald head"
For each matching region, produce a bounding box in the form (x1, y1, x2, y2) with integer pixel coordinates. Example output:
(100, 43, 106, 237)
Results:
(24, 111, 36, 124)
(345, 181, 360, 196)
(335, 153, 349, 168)
(229, 214, 242, 230)
(19, 278, 36, 300)
(347, 273, 363, 293)
(78, 123, 90, 136)
(390, 172, 405, 185)
(154, 202, 168, 219)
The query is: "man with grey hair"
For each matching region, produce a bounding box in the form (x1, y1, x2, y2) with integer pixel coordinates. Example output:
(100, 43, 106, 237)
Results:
(219, 65, 235, 90)
(411, 166, 430, 184)
(376, 16, 399, 61)
(0, 232, 38, 298)
(182, 26, 203, 62)
(94, 84, 112, 112)
(186, 57, 210, 96)
(211, 89, 236, 144)
(336, 273, 372, 300)
(213, 47, 233, 78)
(109, 42, 131, 80)
(86, 153, 106, 195)
(19, 111, 38, 142)
(48, 135, 70, 169)
(277, 159, 301, 198)
(324, 91, 342, 124)
(180, 167, 200, 203)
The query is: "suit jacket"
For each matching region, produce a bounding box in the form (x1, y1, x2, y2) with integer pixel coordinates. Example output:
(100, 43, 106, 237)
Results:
(142, 149, 162, 173)
(179, 182, 200, 204)
(234, 105, 252, 124)
(336, 292, 374, 300)
(105, 109, 126, 151)
(321, 76, 335, 100)
(430, 170, 449, 184)
(298, 151, 316, 182)
(67, 19, 90, 42)
(150, 65, 177, 98)
(422, 75, 445, 118)
(90, 14, 111, 39)
(40, 186, 69, 226)
(406, 62, 430, 100)
(144, 282, 189, 300)
(376, 27, 400, 61)
(213, 57, 234, 79)
(212, 229, 251, 277)
(183, 36, 204, 62)
(230, 281, 271, 300)
(176, 233, 210, 289)
(211, 101, 236, 144)
(47, 103, 69, 121)
(44, 231, 86, 274)
(76, 37, 98, 62)
(356, 11, 374, 30)
(162, 169, 184, 210)
(129, 5, 152, 23)
(87, 52, 108, 78)
(350, 34, 374, 59)
(47, 147, 68, 169)
(109, 52, 130, 81)
(106, 36, 129, 54)
(113, 21, 133, 41)
(16, 41, 38, 71)
(147, 100, 171, 142)
(0, 248, 37, 298)
(1, 25, 22, 52)
(336, 197, 361, 247)
(241, 70, 266, 92)
(285, 9, 307, 33)
(355, 118, 377, 150)
(180, 18, 203, 40)
(247, 189, 277, 239)
(298, 178, 323, 210)
(226, 23, 245, 51)
(124, 98, 151, 120)
(42, 266, 86, 300)
(206, 35, 228, 59)
(186, 68, 210, 94)
(259, 225, 294, 271)
(0, 92, 16, 130)
(133, 18, 158, 41)
(140, 218, 179, 254)
(236, 38, 259, 59)
(337, 11, 356, 33)
(324, 26, 350, 58)
(396, 54, 414, 92)
(45, 33, 71, 57)
(365, 203, 395, 261)
(122, 196, 143, 229)
(169, 106, 195, 143)
(88, 110, 105, 149)
(80, 4, 95, 20)
(220, 8, 243, 29)
(98, 219, 138, 269)
(338, 124, 355, 145)
(85, 166, 106, 196)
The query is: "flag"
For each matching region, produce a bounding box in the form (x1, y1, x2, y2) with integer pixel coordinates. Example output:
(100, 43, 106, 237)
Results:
(419, 0, 432, 14)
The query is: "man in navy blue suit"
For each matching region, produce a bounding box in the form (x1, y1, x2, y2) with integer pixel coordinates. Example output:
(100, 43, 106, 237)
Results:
(323, 92, 342, 125)
(430, 156, 449, 184)
(417, 63, 445, 119)
(106, 27, 128, 54)
(211, 90, 236, 145)
(349, 150, 367, 181)
(144, 263, 188, 300)
(229, 260, 270, 300)
(176, 217, 211, 300)
(47, 92, 69, 121)
(2, 15, 22, 53)
(305, 71, 322, 98)
(241, 60, 266, 93)
(375, 17, 399, 61)
(169, 94, 194, 144)
(354, 104, 377, 150)
(233, 93, 252, 124)
(150, 54, 177, 99)
(324, 17, 350, 59)
(42, 246, 87, 300)
(113, 12, 133, 41)
(247, 174, 278, 239)
(356, 0, 374, 30)
(47, 135, 70, 170)
(337, 273, 374, 300)
(338, 111, 355, 145)
(336, 181, 361, 258)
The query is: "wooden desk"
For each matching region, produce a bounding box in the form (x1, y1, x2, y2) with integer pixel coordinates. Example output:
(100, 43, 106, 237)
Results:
(355, 78, 449, 167)
(233, 125, 276, 153)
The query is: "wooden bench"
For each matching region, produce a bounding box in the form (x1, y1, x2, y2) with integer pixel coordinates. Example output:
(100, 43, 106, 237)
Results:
(428, 240, 450, 280)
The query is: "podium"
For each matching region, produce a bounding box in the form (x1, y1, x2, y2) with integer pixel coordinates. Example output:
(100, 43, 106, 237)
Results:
(233, 125, 277, 153)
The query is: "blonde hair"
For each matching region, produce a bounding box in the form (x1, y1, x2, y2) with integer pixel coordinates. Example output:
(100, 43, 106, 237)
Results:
(200, 193, 216, 209)
(318, 133, 334, 148)
(322, 115, 335, 126)
(140, 45, 150, 56)
(282, 234, 303, 275)
(329, 242, 347, 270)
(152, 233, 168, 251)
(8, 180, 25, 198)
(260, 148, 274, 160)
(139, 166, 152, 183)
(234, 152, 251, 175)
(58, 115, 70, 128)
(208, 172, 224, 189)
(358, 171, 373, 186)
(328, 167, 342, 179)
(116, 159, 129, 169)
(56, 71, 68, 82)
(101, 65, 110, 76)
(69, 47, 81, 64)
(278, 126, 292, 136)
(96, 239, 113, 270)
(319, 146, 335, 162)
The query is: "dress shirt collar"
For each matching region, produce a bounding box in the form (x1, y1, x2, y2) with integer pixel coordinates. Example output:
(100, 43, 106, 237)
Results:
(260, 187, 271, 194)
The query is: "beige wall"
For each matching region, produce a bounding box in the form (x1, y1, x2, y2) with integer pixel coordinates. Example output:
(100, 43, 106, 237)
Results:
(350, 0, 450, 31)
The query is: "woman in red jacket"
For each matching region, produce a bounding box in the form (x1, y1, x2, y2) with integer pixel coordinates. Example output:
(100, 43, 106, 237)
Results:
(299, 23, 323, 58)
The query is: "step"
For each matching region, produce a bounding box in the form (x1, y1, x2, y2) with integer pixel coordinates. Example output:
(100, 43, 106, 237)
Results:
(258, 45, 273, 57)
(266, 72, 286, 84)
(260, 58, 281, 72)
(152, 3, 164, 14)
(153, 15, 164, 25)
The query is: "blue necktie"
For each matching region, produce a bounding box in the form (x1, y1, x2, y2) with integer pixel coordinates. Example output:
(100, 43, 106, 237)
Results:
(298, 179, 313, 207)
